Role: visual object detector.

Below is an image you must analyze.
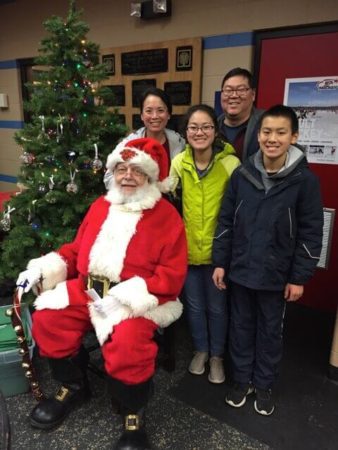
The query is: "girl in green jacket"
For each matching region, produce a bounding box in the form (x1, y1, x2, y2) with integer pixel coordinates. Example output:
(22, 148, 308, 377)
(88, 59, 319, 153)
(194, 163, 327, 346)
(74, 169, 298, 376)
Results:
(170, 104, 240, 383)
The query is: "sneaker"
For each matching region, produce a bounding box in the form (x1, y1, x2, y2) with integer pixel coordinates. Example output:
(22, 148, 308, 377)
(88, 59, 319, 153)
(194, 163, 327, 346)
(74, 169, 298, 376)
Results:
(225, 383, 254, 408)
(254, 388, 275, 416)
(188, 352, 208, 375)
(208, 356, 225, 384)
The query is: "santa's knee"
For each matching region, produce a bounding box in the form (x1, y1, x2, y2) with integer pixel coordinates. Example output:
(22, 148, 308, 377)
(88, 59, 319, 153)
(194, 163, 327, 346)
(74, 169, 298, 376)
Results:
(102, 318, 158, 382)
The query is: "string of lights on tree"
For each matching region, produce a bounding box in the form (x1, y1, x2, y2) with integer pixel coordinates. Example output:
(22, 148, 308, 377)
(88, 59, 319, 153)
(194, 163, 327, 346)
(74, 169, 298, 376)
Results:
(0, 0, 126, 282)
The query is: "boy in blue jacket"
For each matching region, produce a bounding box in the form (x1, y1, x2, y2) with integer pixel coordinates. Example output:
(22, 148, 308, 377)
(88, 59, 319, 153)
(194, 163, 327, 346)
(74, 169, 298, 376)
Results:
(212, 104, 323, 415)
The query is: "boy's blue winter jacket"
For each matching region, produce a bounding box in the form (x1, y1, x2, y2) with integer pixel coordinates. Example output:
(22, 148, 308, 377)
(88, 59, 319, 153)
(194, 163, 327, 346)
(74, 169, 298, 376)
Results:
(212, 147, 323, 291)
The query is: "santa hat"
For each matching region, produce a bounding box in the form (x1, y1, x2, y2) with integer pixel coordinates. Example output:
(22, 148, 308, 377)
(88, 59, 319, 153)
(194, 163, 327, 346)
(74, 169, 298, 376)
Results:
(106, 137, 172, 192)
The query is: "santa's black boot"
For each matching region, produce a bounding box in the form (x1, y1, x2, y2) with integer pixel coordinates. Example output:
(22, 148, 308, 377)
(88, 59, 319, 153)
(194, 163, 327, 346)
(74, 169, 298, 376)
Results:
(111, 378, 153, 450)
(30, 347, 91, 430)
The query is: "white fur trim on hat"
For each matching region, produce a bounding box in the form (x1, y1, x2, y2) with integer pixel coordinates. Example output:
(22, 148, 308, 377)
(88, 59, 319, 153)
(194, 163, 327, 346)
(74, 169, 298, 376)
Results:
(106, 146, 159, 182)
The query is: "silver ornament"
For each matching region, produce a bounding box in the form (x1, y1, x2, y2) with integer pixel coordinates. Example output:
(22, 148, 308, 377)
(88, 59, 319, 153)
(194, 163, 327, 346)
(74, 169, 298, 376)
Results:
(0, 216, 11, 231)
(66, 181, 78, 194)
(91, 158, 103, 171)
(20, 152, 35, 165)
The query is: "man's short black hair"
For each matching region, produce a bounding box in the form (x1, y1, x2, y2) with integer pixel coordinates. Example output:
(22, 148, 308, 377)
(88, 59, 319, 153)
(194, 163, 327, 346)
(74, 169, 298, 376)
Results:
(259, 104, 299, 134)
(221, 67, 254, 89)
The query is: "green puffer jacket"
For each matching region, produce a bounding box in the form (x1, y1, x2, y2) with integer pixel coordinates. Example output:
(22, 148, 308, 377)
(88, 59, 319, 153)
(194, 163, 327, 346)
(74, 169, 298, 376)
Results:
(170, 143, 240, 265)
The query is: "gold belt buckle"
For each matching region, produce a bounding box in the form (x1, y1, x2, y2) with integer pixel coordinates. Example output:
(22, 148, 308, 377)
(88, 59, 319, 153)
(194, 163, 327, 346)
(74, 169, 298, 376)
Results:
(87, 274, 111, 298)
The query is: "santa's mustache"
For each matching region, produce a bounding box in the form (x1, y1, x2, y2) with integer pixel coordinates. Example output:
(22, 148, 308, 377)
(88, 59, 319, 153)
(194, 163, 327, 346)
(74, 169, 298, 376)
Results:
(106, 178, 159, 205)
(121, 181, 137, 187)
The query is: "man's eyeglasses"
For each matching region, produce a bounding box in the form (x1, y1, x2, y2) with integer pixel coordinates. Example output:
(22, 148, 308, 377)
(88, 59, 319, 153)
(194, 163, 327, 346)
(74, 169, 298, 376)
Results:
(221, 87, 251, 98)
(186, 124, 215, 134)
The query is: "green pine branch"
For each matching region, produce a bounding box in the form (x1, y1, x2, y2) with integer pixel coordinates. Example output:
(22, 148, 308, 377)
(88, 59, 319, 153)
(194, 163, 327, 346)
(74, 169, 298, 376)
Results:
(0, 0, 127, 283)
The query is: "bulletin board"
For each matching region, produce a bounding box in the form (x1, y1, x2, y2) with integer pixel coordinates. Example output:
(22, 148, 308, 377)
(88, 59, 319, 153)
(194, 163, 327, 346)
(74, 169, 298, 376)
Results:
(253, 22, 338, 312)
(100, 37, 202, 132)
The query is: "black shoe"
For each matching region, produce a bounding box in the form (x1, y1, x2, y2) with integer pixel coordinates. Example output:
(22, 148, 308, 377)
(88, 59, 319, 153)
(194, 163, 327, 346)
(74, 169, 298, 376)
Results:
(30, 383, 91, 430)
(225, 382, 254, 408)
(114, 429, 151, 450)
(114, 413, 151, 450)
(254, 388, 275, 416)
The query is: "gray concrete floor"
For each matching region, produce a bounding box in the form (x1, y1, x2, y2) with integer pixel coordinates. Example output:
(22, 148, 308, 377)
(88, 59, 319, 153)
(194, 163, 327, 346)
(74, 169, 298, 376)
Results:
(3, 318, 269, 450)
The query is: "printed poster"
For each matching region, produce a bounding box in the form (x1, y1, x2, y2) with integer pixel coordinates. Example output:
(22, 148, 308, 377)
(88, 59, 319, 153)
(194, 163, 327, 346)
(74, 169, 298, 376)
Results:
(284, 76, 338, 165)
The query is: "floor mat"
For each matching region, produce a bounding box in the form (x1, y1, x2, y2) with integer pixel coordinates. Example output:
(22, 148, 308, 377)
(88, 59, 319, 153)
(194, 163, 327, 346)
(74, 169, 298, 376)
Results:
(169, 304, 338, 450)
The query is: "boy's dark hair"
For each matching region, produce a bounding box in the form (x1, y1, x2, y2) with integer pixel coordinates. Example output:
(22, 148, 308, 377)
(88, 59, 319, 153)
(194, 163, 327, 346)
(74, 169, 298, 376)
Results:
(139, 87, 172, 115)
(259, 104, 299, 134)
(180, 104, 219, 139)
(221, 67, 254, 89)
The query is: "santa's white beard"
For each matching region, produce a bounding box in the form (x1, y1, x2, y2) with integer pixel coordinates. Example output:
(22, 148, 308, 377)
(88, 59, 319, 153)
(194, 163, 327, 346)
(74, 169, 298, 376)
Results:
(106, 178, 161, 209)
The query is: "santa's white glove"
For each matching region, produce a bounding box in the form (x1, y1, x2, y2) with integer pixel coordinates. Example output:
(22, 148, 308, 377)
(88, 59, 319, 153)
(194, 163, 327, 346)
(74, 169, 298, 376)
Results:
(16, 267, 41, 293)
(92, 295, 122, 317)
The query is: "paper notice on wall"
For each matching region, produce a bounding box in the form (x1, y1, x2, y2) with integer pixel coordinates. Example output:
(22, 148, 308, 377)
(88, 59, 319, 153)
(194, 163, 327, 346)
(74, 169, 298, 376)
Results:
(284, 77, 338, 165)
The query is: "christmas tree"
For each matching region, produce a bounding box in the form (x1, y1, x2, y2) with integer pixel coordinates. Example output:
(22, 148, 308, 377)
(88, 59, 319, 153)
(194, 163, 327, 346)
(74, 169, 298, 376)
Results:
(0, 0, 126, 283)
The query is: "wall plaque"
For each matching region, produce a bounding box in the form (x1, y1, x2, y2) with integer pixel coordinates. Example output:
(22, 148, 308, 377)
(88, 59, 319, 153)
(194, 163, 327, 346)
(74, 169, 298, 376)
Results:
(132, 79, 156, 107)
(164, 81, 192, 105)
(122, 49, 168, 75)
(176, 46, 193, 71)
(102, 54, 115, 76)
(168, 114, 185, 133)
(105, 85, 125, 107)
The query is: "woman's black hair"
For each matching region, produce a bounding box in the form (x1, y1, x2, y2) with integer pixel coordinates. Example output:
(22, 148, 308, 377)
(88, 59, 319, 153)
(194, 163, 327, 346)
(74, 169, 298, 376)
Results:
(139, 87, 172, 115)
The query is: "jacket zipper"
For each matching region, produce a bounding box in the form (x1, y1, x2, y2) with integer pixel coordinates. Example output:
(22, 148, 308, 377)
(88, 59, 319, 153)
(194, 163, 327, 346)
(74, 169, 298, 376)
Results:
(234, 200, 243, 226)
(288, 208, 293, 238)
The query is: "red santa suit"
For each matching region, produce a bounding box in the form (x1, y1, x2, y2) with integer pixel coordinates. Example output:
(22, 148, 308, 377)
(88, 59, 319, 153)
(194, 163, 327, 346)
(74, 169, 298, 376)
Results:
(28, 182, 187, 385)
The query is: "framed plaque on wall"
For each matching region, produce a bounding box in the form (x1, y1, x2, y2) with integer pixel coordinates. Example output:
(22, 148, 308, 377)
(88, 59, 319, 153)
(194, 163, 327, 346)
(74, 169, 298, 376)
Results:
(102, 54, 115, 76)
(132, 79, 156, 107)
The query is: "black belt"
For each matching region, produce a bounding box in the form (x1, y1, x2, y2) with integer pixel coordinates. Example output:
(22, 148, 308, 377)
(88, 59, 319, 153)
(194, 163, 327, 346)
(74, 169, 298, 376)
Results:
(86, 274, 118, 298)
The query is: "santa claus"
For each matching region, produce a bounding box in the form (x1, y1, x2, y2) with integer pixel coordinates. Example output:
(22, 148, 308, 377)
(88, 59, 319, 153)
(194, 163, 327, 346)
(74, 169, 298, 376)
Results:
(16, 137, 187, 450)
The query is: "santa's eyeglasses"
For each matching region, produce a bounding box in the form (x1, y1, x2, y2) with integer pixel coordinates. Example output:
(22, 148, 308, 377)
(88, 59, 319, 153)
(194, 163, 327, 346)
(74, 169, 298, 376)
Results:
(114, 164, 147, 178)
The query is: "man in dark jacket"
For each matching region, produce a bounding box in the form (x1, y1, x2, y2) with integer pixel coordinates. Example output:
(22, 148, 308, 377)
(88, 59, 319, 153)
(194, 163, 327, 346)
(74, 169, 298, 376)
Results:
(212, 105, 323, 416)
(218, 67, 264, 161)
